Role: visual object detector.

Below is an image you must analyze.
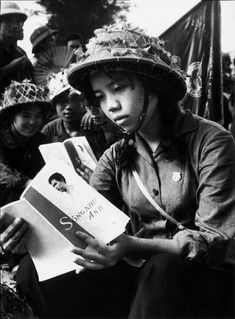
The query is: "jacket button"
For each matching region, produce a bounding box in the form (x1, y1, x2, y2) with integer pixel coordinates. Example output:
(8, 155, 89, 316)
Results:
(153, 188, 159, 196)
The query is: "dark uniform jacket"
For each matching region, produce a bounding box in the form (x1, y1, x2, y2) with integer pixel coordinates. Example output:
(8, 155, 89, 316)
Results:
(91, 110, 235, 268)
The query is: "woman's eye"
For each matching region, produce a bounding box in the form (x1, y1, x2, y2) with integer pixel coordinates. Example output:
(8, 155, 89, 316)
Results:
(113, 84, 122, 92)
(22, 114, 30, 119)
(36, 115, 43, 120)
(95, 94, 104, 102)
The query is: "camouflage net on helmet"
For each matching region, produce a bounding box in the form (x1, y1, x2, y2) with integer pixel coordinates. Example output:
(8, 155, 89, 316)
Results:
(1, 80, 49, 110)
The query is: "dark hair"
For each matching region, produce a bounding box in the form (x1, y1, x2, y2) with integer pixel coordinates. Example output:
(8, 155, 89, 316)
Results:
(66, 33, 84, 50)
(67, 32, 82, 43)
(48, 172, 66, 184)
(9, 102, 48, 121)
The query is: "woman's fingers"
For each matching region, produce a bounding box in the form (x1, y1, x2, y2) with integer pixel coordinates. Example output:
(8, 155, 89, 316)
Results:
(73, 255, 105, 270)
(75, 231, 106, 252)
(1, 218, 27, 253)
(1, 217, 23, 243)
(72, 245, 105, 262)
(72, 231, 119, 269)
(12, 236, 27, 254)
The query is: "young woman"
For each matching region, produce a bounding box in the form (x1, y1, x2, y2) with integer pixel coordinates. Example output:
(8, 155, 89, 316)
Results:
(1, 24, 235, 318)
(0, 80, 50, 206)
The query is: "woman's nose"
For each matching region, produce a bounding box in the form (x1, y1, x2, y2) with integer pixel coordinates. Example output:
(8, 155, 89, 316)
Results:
(64, 102, 73, 110)
(107, 97, 121, 112)
(29, 118, 38, 125)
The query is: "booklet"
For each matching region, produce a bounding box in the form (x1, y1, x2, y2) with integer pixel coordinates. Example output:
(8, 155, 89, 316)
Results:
(39, 136, 97, 183)
(2, 158, 130, 281)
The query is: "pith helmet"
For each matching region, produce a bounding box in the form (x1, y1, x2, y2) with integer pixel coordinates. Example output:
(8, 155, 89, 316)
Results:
(0, 80, 51, 121)
(47, 69, 83, 103)
(0, 2, 27, 22)
(30, 25, 58, 53)
(68, 23, 187, 102)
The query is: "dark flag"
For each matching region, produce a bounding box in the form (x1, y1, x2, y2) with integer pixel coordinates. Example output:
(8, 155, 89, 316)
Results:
(160, 1, 223, 124)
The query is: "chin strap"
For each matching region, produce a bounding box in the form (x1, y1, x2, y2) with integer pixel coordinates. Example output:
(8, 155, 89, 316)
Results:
(122, 84, 150, 139)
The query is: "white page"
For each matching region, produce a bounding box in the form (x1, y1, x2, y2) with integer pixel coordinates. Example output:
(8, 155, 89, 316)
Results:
(1, 200, 82, 281)
(39, 142, 71, 167)
(39, 136, 97, 172)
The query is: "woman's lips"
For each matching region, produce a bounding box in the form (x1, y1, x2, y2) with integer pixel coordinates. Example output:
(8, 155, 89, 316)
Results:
(113, 115, 128, 123)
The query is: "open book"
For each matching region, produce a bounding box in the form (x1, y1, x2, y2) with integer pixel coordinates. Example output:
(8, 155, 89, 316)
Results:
(2, 158, 130, 281)
(39, 136, 97, 183)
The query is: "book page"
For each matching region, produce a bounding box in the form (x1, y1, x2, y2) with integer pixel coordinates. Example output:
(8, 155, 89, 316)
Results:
(39, 137, 97, 183)
(1, 200, 83, 281)
(63, 136, 97, 171)
(39, 142, 71, 166)
(68, 136, 98, 164)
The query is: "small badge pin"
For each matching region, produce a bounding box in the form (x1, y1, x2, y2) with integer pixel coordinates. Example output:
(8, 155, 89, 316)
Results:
(172, 172, 182, 182)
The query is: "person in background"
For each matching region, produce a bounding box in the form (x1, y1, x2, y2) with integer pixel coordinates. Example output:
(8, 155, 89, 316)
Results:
(1, 23, 235, 319)
(66, 32, 84, 63)
(0, 80, 50, 280)
(42, 70, 107, 160)
(0, 2, 34, 96)
(30, 25, 58, 66)
(66, 32, 83, 51)
(85, 104, 122, 147)
(0, 80, 50, 207)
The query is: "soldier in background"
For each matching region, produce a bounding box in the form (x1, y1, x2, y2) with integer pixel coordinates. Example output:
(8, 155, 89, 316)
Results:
(0, 2, 34, 96)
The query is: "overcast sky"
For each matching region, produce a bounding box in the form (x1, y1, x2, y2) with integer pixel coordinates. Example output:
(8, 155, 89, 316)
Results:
(17, 0, 235, 59)
(127, 0, 235, 54)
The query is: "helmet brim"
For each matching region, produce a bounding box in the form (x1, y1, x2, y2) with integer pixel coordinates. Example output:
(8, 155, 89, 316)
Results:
(0, 12, 27, 23)
(0, 101, 51, 123)
(68, 56, 187, 102)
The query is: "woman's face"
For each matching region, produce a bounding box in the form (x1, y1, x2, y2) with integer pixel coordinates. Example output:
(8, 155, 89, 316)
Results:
(0, 15, 24, 41)
(90, 71, 158, 134)
(13, 104, 44, 137)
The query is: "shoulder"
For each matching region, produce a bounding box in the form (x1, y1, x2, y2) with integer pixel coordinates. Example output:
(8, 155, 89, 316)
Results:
(179, 111, 234, 145)
(42, 118, 62, 132)
(190, 113, 235, 147)
(185, 114, 235, 173)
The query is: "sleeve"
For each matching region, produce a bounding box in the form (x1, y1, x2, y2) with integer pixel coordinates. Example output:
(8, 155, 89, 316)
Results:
(175, 126, 235, 265)
(0, 148, 28, 188)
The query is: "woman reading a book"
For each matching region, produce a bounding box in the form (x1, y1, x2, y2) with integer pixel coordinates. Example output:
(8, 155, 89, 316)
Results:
(1, 23, 235, 318)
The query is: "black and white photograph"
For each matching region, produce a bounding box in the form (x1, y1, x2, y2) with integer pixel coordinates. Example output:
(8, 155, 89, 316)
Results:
(1, 0, 235, 318)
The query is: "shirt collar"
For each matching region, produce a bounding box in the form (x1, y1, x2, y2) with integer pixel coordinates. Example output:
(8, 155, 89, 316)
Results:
(135, 110, 198, 161)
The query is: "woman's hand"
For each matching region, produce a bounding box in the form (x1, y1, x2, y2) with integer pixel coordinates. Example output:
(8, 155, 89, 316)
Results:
(0, 211, 28, 255)
(71, 231, 130, 270)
